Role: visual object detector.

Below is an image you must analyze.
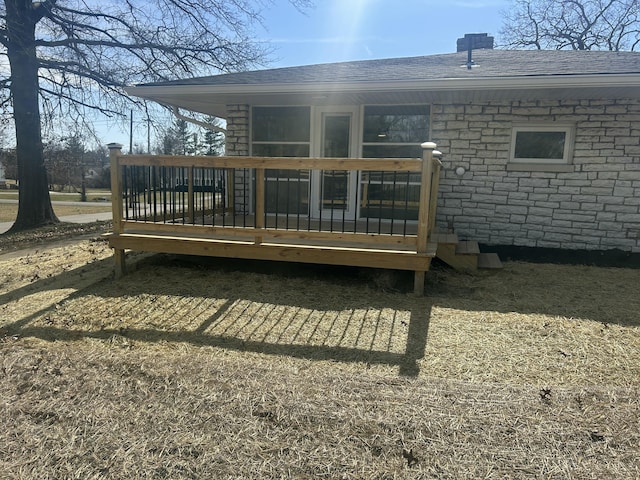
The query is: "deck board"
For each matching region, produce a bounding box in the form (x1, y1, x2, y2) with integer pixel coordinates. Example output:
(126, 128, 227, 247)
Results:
(108, 232, 436, 272)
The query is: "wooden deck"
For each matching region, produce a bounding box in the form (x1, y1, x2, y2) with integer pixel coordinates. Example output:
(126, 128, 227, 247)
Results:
(107, 143, 442, 295)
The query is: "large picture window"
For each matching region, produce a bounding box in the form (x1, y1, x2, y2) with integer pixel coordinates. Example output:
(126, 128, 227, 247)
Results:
(252, 107, 311, 214)
(360, 105, 430, 220)
(362, 105, 430, 158)
(252, 106, 310, 144)
(510, 125, 574, 164)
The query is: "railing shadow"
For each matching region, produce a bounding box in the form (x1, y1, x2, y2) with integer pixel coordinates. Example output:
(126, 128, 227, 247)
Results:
(0, 256, 115, 330)
(2, 254, 432, 377)
(6, 252, 634, 379)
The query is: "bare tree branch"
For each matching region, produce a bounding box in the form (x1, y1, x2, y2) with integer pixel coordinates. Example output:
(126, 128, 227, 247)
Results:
(500, 0, 640, 51)
(0, 0, 312, 230)
(3, 0, 306, 122)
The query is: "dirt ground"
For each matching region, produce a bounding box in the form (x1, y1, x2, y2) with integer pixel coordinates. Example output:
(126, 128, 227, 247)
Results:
(1, 226, 639, 479)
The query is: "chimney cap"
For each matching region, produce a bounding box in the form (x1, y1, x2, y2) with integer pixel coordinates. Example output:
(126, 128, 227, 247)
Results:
(456, 33, 494, 52)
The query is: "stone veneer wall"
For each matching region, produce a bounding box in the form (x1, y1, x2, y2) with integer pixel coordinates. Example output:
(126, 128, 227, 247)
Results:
(224, 100, 640, 253)
(225, 104, 250, 156)
(225, 104, 251, 213)
(431, 99, 640, 253)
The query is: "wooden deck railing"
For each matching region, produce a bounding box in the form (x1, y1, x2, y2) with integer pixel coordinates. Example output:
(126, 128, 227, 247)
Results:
(108, 142, 442, 294)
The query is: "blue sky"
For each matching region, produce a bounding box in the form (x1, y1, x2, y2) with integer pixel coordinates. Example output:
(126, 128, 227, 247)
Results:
(112, 0, 512, 148)
(262, 0, 511, 67)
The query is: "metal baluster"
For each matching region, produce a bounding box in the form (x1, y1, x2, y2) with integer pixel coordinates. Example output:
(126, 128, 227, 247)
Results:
(403, 172, 411, 237)
(390, 171, 397, 235)
(329, 170, 335, 233)
(340, 171, 346, 233)
(377, 171, 384, 234)
(274, 170, 280, 229)
(285, 170, 290, 230)
(123, 166, 129, 220)
(181, 167, 186, 225)
(171, 167, 177, 224)
(143, 166, 149, 221)
(365, 171, 372, 234)
(152, 166, 157, 221)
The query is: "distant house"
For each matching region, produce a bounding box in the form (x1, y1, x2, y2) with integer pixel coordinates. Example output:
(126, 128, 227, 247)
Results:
(126, 34, 640, 256)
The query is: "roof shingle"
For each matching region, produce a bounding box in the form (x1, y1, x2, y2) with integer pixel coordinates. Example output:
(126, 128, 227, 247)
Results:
(142, 50, 640, 87)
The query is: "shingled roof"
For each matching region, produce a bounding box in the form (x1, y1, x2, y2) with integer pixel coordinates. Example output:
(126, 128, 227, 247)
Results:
(141, 50, 640, 87)
(127, 49, 640, 118)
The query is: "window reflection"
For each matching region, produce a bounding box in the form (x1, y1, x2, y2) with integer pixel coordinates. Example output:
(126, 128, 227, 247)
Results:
(363, 105, 430, 144)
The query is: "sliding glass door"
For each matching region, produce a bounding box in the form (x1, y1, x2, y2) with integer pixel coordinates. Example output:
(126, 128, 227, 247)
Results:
(311, 107, 358, 221)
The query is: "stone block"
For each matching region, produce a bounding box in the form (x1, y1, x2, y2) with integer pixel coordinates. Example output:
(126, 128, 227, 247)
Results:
(495, 205, 528, 215)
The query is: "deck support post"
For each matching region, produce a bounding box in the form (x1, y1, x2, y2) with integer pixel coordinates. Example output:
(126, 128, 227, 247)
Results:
(113, 248, 126, 279)
(414, 142, 438, 295)
(108, 143, 126, 277)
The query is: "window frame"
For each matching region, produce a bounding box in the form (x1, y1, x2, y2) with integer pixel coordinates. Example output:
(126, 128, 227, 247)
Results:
(509, 124, 575, 166)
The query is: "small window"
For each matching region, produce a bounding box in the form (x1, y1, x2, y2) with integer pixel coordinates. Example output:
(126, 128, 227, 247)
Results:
(510, 125, 574, 164)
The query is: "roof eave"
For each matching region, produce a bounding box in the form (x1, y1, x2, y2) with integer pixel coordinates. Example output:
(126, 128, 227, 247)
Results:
(125, 73, 640, 98)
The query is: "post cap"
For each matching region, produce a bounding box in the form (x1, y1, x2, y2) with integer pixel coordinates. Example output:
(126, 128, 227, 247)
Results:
(421, 142, 437, 149)
(107, 142, 123, 150)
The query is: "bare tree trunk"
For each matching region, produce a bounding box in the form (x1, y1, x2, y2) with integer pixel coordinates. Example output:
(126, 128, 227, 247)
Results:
(5, 0, 57, 232)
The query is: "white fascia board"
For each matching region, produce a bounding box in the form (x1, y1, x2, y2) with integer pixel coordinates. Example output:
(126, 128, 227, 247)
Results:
(125, 74, 640, 99)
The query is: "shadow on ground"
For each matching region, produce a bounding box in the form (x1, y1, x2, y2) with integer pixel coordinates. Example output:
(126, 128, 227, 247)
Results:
(3, 252, 639, 378)
(3, 254, 432, 376)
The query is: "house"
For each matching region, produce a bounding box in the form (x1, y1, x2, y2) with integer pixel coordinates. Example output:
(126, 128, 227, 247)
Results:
(122, 34, 640, 265)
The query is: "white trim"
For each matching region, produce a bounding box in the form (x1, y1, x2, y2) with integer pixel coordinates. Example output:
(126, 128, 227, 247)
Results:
(126, 74, 640, 98)
(506, 163, 574, 173)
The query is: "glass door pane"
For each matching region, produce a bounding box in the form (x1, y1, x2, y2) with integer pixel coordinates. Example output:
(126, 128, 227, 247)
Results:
(321, 115, 350, 211)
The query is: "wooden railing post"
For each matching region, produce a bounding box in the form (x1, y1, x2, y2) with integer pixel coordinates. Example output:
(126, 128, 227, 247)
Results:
(414, 142, 437, 295)
(429, 151, 443, 234)
(108, 143, 125, 278)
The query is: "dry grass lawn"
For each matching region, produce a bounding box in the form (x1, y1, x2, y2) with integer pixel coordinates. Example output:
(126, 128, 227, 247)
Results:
(0, 203, 112, 223)
(0, 227, 638, 479)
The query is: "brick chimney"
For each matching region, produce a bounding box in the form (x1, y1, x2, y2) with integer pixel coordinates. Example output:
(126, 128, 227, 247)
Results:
(456, 33, 494, 52)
